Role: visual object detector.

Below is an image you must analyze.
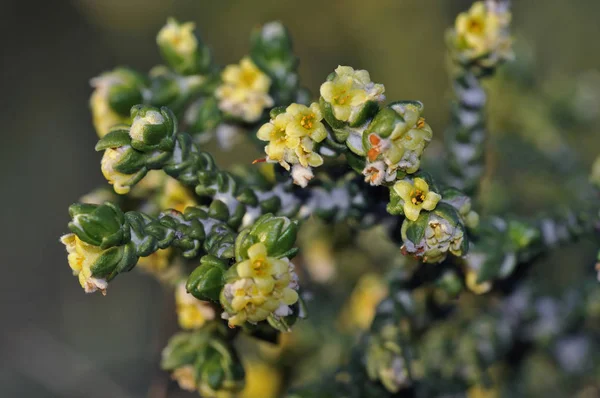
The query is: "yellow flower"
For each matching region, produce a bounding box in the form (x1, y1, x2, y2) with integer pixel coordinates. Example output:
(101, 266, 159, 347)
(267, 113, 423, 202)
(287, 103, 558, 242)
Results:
(320, 65, 384, 123)
(453, 1, 512, 61)
(221, 242, 299, 327)
(393, 178, 441, 221)
(101, 147, 137, 195)
(89, 76, 128, 138)
(239, 360, 282, 398)
(257, 102, 326, 179)
(157, 18, 197, 59)
(175, 282, 216, 330)
(216, 57, 273, 122)
(60, 234, 108, 294)
(339, 273, 388, 330)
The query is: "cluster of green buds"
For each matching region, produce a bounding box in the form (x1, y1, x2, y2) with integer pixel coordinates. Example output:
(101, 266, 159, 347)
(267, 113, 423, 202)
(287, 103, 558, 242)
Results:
(446, 0, 513, 73)
(161, 329, 245, 396)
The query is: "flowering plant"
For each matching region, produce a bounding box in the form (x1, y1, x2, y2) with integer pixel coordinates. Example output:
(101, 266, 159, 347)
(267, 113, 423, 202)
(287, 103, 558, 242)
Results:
(60, 2, 600, 396)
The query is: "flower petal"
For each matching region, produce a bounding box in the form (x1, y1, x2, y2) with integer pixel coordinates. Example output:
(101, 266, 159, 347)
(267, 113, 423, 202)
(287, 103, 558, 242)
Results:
(247, 242, 267, 260)
(403, 202, 422, 221)
(393, 180, 414, 202)
(257, 123, 275, 141)
(413, 177, 429, 192)
(422, 192, 441, 211)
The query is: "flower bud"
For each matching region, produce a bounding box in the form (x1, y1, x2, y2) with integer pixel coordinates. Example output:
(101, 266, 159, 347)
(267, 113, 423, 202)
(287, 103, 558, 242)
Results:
(157, 18, 212, 75)
(362, 101, 433, 184)
(440, 187, 480, 229)
(149, 66, 206, 113)
(401, 203, 467, 264)
(250, 22, 296, 80)
(89, 68, 146, 137)
(67, 202, 128, 248)
(128, 105, 177, 151)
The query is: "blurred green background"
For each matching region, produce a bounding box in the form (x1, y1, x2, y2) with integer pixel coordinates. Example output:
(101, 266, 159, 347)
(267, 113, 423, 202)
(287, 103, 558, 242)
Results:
(1, 0, 600, 396)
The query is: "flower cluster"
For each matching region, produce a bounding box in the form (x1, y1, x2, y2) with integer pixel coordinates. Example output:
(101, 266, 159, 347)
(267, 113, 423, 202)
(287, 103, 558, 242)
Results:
(320, 65, 385, 125)
(220, 242, 299, 327)
(216, 57, 274, 122)
(362, 101, 433, 185)
(447, 1, 512, 67)
(257, 102, 328, 187)
(175, 282, 216, 330)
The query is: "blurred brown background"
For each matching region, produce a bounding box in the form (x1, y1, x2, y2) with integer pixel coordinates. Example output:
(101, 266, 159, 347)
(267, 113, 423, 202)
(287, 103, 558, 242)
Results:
(1, 0, 599, 396)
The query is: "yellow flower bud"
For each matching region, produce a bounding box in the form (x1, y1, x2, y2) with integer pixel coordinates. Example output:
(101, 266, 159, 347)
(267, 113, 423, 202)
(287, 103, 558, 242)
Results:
(101, 147, 137, 195)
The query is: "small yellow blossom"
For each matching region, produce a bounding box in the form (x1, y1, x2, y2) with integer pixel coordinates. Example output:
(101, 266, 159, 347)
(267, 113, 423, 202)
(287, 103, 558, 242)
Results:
(393, 178, 441, 221)
(101, 147, 137, 195)
(239, 359, 282, 398)
(452, 1, 512, 62)
(221, 242, 299, 327)
(216, 57, 273, 122)
(157, 18, 197, 60)
(175, 282, 216, 330)
(60, 233, 108, 294)
(320, 65, 384, 123)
